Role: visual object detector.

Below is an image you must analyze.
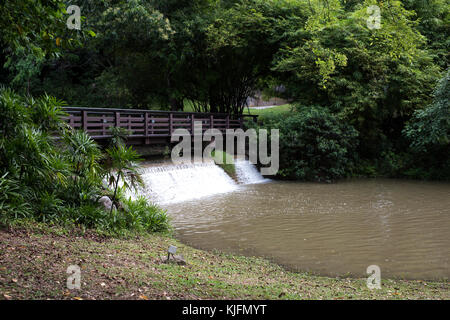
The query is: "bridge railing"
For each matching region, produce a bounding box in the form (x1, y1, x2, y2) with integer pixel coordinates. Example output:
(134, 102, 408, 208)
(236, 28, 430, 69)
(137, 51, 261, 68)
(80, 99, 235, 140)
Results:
(62, 107, 258, 141)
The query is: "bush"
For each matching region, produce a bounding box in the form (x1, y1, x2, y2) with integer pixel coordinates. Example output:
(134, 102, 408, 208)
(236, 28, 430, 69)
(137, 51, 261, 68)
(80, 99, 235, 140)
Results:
(120, 196, 171, 233)
(257, 105, 358, 182)
(0, 88, 171, 234)
(0, 173, 32, 221)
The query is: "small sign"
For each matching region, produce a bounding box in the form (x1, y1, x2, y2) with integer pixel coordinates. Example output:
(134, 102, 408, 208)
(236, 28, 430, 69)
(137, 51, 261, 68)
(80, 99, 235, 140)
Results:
(168, 245, 177, 255)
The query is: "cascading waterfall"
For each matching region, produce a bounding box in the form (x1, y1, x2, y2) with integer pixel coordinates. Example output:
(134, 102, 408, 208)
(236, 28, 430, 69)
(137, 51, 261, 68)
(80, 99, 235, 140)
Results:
(128, 160, 267, 204)
(234, 159, 269, 185)
(137, 162, 238, 204)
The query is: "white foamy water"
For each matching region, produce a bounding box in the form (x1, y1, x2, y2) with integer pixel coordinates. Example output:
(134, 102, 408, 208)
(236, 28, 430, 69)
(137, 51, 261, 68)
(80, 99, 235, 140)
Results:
(136, 162, 239, 204)
(234, 160, 268, 185)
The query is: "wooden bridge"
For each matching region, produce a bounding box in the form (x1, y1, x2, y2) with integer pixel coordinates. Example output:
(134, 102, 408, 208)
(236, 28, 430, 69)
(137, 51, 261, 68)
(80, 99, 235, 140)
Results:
(63, 107, 258, 145)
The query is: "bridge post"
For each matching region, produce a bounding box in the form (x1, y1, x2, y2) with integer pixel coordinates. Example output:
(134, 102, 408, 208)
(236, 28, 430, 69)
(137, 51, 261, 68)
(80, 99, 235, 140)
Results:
(69, 114, 75, 128)
(102, 114, 106, 136)
(115, 112, 120, 128)
(191, 114, 195, 135)
(150, 115, 154, 135)
(169, 113, 173, 135)
(210, 115, 214, 129)
(82, 110, 88, 131)
(144, 112, 150, 144)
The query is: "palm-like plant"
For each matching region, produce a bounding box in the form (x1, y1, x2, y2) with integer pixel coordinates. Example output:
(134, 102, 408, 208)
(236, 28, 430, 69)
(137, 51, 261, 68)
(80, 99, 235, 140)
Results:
(105, 144, 143, 214)
(64, 130, 103, 179)
(26, 94, 69, 133)
(63, 130, 104, 204)
(108, 127, 131, 148)
(0, 87, 30, 138)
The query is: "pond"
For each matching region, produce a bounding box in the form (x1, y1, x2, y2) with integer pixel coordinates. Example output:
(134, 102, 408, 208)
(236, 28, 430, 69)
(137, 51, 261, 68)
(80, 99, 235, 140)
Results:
(164, 178, 450, 280)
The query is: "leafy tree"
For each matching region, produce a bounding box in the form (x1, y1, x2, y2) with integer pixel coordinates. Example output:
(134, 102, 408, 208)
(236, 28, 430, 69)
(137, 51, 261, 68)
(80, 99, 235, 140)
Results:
(404, 69, 449, 152)
(0, 0, 67, 55)
(192, 0, 308, 115)
(402, 0, 450, 68)
(272, 0, 441, 158)
(0, 0, 93, 94)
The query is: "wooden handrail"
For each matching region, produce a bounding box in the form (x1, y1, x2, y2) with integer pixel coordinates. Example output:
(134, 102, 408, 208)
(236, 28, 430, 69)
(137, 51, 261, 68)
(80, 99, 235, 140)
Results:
(62, 107, 258, 144)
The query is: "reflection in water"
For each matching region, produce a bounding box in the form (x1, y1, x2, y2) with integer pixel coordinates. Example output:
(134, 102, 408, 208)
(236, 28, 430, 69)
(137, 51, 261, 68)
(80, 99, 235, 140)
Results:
(163, 179, 450, 280)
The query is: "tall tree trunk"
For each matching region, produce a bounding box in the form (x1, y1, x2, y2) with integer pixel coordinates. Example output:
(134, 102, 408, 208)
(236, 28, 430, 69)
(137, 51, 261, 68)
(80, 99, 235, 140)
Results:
(169, 98, 183, 111)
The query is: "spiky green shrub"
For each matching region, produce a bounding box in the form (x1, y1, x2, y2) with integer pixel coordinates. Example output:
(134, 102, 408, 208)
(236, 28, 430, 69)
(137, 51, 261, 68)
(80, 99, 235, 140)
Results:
(0, 88, 170, 234)
(119, 196, 171, 233)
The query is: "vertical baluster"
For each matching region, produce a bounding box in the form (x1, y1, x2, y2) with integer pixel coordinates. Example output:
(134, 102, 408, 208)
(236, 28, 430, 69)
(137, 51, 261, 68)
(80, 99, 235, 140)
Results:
(169, 113, 173, 135)
(144, 113, 149, 137)
(82, 111, 88, 131)
(150, 115, 154, 136)
(102, 114, 106, 136)
(69, 113, 75, 128)
(115, 112, 120, 128)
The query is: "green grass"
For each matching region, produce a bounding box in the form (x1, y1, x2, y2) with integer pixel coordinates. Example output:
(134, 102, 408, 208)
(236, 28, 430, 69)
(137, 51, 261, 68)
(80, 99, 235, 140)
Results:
(183, 100, 293, 117)
(0, 222, 448, 300)
(211, 150, 235, 177)
(244, 104, 293, 117)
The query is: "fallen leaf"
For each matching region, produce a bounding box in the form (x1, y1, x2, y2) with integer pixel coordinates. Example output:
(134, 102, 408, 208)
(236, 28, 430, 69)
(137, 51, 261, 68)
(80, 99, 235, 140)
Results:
(139, 295, 149, 300)
(73, 297, 83, 300)
(3, 294, 12, 300)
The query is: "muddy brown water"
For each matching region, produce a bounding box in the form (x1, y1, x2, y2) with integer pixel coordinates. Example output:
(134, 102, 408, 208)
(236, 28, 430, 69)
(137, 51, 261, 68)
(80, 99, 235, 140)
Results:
(165, 179, 450, 280)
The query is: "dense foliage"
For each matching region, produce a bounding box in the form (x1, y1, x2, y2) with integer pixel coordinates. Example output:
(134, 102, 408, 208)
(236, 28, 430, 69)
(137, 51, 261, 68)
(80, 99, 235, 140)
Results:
(0, 0, 448, 186)
(0, 88, 170, 234)
(255, 106, 359, 181)
(403, 70, 450, 179)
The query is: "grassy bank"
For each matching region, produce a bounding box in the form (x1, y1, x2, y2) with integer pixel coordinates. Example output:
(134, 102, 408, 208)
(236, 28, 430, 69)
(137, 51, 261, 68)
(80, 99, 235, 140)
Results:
(0, 223, 448, 300)
(244, 104, 293, 117)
